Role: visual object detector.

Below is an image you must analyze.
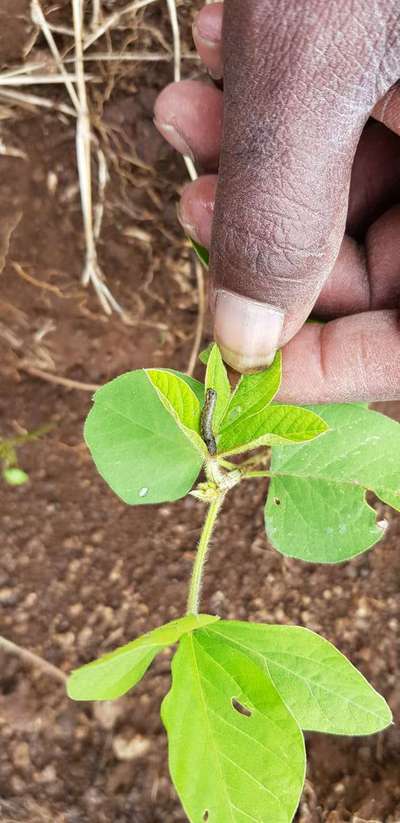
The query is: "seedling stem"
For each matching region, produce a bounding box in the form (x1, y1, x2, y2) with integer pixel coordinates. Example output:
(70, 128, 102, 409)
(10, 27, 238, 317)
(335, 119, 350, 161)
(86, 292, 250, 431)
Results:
(187, 492, 225, 615)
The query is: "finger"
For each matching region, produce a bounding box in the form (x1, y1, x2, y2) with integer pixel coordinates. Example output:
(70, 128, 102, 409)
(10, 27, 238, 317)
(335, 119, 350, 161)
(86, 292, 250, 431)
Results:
(154, 87, 400, 244)
(211, 0, 400, 372)
(179, 176, 367, 312)
(347, 121, 400, 238)
(179, 175, 217, 247)
(317, 205, 400, 313)
(314, 236, 369, 315)
(154, 80, 222, 171)
(365, 205, 400, 308)
(193, 3, 223, 79)
(191, 8, 400, 153)
(279, 310, 400, 404)
(373, 83, 400, 136)
(179, 178, 399, 315)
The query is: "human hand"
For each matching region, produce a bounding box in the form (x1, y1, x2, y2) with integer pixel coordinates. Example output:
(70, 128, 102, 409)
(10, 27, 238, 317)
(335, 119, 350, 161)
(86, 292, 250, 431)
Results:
(155, 1, 400, 402)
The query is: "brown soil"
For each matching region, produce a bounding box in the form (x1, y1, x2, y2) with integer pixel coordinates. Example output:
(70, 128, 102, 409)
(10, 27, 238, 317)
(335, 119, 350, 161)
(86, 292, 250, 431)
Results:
(0, 4, 399, 822)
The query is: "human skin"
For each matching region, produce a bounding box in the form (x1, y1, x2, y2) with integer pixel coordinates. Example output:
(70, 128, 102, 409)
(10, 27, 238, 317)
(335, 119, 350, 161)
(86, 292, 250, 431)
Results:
(154, 1, 400, 403)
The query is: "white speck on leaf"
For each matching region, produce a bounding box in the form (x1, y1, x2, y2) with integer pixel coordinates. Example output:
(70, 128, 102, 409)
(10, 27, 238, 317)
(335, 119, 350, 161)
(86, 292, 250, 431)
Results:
(139, 487, 149, 498)
(228, 406, 242, 423)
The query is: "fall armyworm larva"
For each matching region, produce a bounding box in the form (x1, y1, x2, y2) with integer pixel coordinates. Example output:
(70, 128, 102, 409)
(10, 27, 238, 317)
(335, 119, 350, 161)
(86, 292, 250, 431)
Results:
(201, 388, 217, 456)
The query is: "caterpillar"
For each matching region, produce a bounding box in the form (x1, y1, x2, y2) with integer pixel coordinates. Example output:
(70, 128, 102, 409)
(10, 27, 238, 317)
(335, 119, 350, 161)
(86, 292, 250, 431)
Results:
(201, 388, 217, 456)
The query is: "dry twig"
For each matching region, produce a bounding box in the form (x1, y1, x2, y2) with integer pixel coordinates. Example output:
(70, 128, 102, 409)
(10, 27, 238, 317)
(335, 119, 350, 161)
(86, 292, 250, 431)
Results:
(0, 636, 67, 685)
(21, 365, 100, 392)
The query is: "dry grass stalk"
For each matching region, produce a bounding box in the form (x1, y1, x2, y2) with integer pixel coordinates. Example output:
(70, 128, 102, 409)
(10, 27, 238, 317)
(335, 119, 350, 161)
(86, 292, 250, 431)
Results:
(165, 0, 197, 182)
(93, 146, 109, 240)
(72, 0, 125, 315)
(79, 51, 173, 61)
(1, 62, 47, 79)
(0, 74, 97, 86)
(84, 0, 160, 51)
(30, 0, 80, 111)
(47, 23, 75, 36)
(163, 0, 205, 373)
(11, 261, 65, 297)
(0, 88, 76, 117)
(91, 0, 102, 32)
(165, 0, 180, 83)
(28, 0, 124, 314)
(187, 258, 206, 376)
(0, 213, 22, 274)
(0, 140, 26, 159)
(5, 0, 206, 354)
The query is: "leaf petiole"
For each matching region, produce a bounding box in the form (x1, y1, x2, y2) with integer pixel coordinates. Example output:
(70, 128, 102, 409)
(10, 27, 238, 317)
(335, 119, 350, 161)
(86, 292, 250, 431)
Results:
(216, 457, 237, 471)
(242, 470, 272, 479)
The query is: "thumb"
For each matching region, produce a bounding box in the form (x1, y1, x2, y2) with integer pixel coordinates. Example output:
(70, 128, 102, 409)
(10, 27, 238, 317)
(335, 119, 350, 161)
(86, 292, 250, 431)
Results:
(211, 0, 400, 371)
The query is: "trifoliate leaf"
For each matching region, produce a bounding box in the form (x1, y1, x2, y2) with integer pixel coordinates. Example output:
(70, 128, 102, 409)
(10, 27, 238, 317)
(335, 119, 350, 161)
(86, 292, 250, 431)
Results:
(84, 371, 204, 505)
(204, 344, 231, 432)
(265, 403, 400, 562)
(68, 614, 219, 701)
(218, 405, 328, 456)
(162, 629, 305, 823)
(220, 352, 282, 431)
(191, 240, 209, 267)
(146, 369, 206, 455)
(208, 621, 392, 735)
(199, 343, 213, 365)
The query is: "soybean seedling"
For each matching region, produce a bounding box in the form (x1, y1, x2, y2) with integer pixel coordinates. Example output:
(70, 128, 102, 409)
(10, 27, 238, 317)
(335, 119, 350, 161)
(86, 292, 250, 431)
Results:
(67, 342, 399, 822)
(1, 424, 51, 486)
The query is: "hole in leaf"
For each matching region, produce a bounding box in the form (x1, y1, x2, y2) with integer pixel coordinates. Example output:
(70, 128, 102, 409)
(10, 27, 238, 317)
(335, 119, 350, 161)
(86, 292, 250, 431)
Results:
(231, 697, 252, 717)
(274, 497, 281, 505)
(203, 812, 209, 821)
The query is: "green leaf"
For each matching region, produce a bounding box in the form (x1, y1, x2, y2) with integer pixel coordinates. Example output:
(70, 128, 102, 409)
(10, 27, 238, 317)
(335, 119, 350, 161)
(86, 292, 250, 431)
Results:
(2, 467, 29, 486)
(146, 369, 206, 455)
(67, 614, 219, 701)
(199, 343, 213, 366)
(166, 369, 205, 405)
(218, 405, 328, 456)
(265, 403, 400, 562)
(374, 487, 400, 512)
(220, 352, 282, 430)
(266, 476, 382, 563)
(205, 344, 231, 432)
(191, 239, 209, 267)
(147, 370, 201, 431)
(84, 371, 204, 505)
(207, 622, 392, 736)
(162, 630, 305, 823)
